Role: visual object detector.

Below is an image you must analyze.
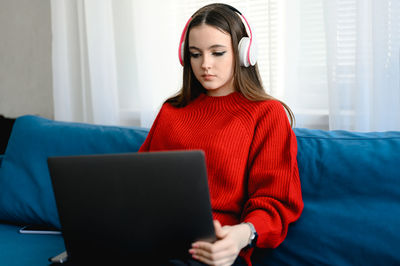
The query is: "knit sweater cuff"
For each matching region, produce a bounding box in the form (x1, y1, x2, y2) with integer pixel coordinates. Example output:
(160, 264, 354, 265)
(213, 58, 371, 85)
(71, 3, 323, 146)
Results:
(243, 209, 285, 249)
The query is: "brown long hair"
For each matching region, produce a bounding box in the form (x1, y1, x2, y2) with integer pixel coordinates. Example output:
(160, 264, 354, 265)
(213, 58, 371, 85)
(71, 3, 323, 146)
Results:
(166, 3, 295, 127)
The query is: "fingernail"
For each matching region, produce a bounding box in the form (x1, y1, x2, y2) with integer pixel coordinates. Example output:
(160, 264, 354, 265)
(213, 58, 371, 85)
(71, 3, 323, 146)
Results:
(192, 255, 198, 259)
(189, 249, 195, 254)
(192, 243, 198, 248)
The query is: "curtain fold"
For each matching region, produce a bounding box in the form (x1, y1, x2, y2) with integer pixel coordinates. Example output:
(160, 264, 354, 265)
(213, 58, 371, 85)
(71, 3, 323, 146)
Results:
(51, 0, 119, 125)
(51, 0, 181, 127)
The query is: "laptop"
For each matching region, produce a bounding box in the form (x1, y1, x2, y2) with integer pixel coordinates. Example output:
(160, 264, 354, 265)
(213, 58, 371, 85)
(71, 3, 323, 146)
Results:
(47, 150, 216, 265)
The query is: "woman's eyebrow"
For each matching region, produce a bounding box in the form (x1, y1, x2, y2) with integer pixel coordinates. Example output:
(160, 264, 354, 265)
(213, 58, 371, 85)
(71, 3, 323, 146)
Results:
(189, 44, 227, 50)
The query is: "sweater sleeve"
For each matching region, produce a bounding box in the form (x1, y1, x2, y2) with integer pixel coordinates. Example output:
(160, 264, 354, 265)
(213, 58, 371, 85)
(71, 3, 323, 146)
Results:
(138, 105, 165, 152)
(241, 101, 304, 249)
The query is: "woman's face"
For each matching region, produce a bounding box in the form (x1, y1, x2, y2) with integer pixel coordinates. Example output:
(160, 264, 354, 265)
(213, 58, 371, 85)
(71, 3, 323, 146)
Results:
(188, 24, 235, 97)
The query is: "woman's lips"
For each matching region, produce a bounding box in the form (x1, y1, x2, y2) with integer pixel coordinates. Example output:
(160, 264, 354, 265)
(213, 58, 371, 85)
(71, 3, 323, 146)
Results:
(202, 74, 215, 81)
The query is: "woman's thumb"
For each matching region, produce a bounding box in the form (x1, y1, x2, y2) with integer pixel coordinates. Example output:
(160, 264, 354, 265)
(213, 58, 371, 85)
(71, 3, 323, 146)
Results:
(214, 220, 228, 239)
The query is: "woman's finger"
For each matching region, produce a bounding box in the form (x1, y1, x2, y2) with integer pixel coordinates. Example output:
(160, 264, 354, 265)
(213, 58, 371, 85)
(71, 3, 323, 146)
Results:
(191, 237, 232, 255)
(190, 243, 234, 261)
(193, 252, 237, 266)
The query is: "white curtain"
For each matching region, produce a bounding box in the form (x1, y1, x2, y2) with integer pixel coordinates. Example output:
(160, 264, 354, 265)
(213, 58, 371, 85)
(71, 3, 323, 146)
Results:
(51, 0, 400, 131)
(278, 0, 400, 131)
(323, 0, 400, 131)
(50, 0, 181, 127)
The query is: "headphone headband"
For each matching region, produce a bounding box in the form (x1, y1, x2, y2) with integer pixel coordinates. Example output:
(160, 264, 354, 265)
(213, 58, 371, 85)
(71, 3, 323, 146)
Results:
(178, 5, 257, 67)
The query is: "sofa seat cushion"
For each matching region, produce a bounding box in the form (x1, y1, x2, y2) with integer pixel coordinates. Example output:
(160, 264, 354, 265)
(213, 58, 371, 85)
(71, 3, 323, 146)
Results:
(0, 115, 149, 229)
(0, 222, 64, 266)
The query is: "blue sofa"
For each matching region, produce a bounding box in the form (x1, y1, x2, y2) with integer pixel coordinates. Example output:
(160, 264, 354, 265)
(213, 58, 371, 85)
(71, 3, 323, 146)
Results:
(0, 115, 399, 265)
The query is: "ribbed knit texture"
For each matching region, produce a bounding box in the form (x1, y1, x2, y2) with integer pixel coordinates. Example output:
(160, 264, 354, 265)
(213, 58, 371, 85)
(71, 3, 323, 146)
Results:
(139, 91, 303, 265)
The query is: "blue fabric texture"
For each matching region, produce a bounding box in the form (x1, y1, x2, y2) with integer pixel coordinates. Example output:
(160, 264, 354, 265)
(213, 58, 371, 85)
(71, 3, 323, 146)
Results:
(253, 128, 400, 265)
(0, 223, 65, 266)
(0, 115, 149, 229)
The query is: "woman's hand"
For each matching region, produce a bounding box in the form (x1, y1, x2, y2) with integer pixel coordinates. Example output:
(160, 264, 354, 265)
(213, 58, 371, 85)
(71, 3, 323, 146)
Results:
(189, 220, 251, 266)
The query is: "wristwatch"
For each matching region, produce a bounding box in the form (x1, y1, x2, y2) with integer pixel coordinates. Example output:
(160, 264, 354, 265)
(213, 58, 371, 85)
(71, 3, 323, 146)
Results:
(245, 222, 258, 248)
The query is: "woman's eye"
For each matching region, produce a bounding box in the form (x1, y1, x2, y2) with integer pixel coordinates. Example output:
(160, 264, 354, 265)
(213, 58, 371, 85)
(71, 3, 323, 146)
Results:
(190, 52, 201, 58)
(213, 51, 226, 56)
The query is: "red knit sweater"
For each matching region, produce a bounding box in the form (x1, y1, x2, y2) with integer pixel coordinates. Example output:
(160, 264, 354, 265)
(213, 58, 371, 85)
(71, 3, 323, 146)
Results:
(139, 91, 303, 265)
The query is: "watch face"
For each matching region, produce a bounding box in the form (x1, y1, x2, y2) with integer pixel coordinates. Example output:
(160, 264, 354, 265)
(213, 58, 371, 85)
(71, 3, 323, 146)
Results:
(250, 232, 258, 247)
(250, 230, 256, 240)
(245, 222, 258, 248)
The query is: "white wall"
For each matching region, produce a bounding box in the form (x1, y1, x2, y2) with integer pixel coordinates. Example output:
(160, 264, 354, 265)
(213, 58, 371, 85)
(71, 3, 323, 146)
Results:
(0, 0, 53, 119)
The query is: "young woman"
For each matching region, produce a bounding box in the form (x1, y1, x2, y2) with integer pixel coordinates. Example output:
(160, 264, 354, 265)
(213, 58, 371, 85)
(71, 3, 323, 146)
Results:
(139, 3, 303, 266)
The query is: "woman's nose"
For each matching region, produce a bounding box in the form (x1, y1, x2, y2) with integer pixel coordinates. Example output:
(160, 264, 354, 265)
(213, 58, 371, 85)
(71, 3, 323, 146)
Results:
(201, 54, 212, 69)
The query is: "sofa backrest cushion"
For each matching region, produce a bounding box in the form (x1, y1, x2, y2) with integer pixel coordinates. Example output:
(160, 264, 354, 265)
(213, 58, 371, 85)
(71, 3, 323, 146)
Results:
(253, 128, 400, 265)
(0, 115, 149, 229)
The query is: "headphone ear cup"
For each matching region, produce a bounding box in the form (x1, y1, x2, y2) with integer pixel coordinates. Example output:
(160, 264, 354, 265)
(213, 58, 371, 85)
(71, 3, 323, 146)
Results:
(238, 37, 251, 67)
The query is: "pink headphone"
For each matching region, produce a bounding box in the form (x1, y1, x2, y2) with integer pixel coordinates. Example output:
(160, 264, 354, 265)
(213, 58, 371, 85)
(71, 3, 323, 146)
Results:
(178, 5, 257, 68)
